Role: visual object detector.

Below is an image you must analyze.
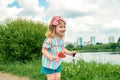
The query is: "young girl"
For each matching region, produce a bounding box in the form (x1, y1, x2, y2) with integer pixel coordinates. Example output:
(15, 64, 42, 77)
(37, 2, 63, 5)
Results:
(41, 16, 75, 80)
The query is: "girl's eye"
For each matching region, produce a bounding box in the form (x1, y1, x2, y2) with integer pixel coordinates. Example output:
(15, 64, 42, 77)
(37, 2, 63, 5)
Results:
(59, 26, 65, 28)
(60, 26, 62, 28)
(59, 26, 63, 28)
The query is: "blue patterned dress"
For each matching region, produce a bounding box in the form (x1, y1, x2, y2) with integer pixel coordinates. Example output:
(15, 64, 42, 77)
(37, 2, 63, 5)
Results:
(42, 37, 64, 69)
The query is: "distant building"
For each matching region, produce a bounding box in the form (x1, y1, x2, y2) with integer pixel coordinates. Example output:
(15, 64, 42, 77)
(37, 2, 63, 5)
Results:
(84, 41, 91, 46)
(108, 36, 115, 43)
(77, 37, 83, 46)
(90, 36, 96, 45)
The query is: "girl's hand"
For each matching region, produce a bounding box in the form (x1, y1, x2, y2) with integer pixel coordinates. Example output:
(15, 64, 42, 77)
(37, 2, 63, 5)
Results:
(49, 55, 58, 61)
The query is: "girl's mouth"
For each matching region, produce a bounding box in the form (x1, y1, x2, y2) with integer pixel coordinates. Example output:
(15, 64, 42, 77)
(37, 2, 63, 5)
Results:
(61, 31, 65, 33)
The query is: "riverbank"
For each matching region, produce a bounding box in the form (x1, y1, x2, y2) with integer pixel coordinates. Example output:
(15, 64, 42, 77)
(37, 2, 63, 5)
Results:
(76, 49, 120, 53)
(0, 59, 120, 80)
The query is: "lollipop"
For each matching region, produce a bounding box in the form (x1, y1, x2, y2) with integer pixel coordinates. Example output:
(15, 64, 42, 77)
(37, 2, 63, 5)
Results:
(58, 52, 66, 58)
(73, 53, 76, 57)
(72, 52, 76, 64)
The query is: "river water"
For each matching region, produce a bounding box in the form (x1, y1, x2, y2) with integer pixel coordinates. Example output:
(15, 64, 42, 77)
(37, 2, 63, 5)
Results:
(63, 52, 120, 65)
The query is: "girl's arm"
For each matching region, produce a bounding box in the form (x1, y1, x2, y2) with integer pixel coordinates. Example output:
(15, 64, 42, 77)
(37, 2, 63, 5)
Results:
(42, 47, 57, 61)
(63, 48, 75, 55)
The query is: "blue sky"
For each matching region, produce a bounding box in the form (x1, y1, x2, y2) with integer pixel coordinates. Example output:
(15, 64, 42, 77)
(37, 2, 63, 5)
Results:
(8, 0, 48, 8)
(39, 0, 48, 8)
(8, 0, 20, 8)
(0, 0, 120, 44)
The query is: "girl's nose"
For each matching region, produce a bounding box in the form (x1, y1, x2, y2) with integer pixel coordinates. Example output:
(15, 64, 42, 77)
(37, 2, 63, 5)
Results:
(63, 28, 66, 30)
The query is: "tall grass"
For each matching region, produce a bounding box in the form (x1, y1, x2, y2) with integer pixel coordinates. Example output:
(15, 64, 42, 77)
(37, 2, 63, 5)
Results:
(0, 60, 46, 80)
(62, 60, 120, 80)
(0, 60, 120, 80)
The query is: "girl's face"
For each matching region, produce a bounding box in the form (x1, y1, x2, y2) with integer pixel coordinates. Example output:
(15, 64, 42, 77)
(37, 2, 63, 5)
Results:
(55, 21, 66, 38)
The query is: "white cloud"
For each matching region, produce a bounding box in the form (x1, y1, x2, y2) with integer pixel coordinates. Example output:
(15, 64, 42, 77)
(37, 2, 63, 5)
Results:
(7, 7, 23, 16)
(0, 0, 22, 19)
(103, 20, 120, 29)
(0, 0, 14, 6)
(17, 0, 45, 19)
(80, 16, 97, 25)
(46, 0, 100, 17)
(1, 0, 120, 43)
(66, 16, 97, 33)
(67, 18, 90, 32)
(0, 0, 46, 21)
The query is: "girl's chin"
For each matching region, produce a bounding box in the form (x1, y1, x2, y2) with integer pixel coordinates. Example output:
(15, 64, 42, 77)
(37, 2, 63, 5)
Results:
(56, 33, 65, 37)
(58, 34, 64, 37)
(60, 33, 65, 36)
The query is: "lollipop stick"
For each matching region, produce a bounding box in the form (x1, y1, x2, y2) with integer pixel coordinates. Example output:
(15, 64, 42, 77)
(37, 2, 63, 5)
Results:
(72, 53, 76, 64)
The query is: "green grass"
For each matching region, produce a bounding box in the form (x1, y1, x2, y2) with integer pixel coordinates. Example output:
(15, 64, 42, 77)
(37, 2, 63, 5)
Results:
(0, 60, 120, 80)
(0, 60, 46, 80)
(62, 60, 120, 80)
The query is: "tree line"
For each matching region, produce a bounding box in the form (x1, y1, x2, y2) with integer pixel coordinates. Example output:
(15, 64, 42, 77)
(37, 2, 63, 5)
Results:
(65, 38, 120, 52)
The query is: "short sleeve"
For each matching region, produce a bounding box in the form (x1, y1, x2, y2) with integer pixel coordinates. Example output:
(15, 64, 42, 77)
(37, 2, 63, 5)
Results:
(42, 38, 51, 48)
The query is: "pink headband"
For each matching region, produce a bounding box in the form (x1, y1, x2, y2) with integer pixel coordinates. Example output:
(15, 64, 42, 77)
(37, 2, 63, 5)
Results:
(52, 16, 64, 26)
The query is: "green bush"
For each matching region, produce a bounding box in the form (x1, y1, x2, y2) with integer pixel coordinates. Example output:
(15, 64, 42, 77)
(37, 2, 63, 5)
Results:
(0, 18, 47, 62)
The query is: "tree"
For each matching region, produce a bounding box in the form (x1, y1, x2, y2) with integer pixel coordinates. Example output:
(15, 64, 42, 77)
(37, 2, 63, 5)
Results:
(110, 43, 117, 51)
(117, 37, 120, 42)
(65, 44, 74, 50)
(96, 42, 103, 45)
(0, 18, 47, 62)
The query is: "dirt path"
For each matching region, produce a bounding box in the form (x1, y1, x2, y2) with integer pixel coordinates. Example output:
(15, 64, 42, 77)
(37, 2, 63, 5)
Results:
(0, 71, 30, 80)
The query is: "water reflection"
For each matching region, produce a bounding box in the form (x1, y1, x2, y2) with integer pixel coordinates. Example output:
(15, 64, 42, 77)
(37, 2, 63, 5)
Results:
(63, 52, 120, 65)
(110, 52, 120, 54)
